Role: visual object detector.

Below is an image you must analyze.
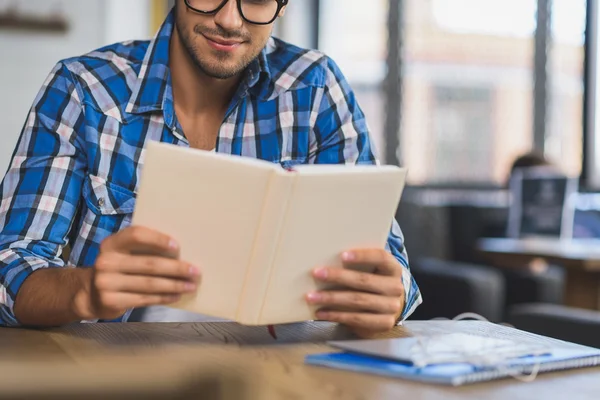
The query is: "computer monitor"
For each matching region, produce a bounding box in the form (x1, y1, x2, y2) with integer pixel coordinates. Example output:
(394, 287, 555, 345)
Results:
(506, 166, 579, 239)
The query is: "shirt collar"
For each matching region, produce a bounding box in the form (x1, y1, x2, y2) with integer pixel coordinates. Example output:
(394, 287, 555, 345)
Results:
(125, 9, 174, 115)
(246, 46, 272, 99)
(126, 9, 273, 117)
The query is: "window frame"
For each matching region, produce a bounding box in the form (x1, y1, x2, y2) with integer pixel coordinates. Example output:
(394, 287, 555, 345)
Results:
(387, 0, 587, 188)
(583, 0, 599, 189)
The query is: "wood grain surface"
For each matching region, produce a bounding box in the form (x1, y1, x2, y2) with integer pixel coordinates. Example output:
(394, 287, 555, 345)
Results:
(0, 321, 599, 399)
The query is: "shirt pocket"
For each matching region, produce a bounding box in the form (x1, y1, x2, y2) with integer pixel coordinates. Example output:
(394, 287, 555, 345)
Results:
(81, 175, 136, 236)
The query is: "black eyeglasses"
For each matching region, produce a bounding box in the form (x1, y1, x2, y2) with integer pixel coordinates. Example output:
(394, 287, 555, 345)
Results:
(184, 0, 288, 25)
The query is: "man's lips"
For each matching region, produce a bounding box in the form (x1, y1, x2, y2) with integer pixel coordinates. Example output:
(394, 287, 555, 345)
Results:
(203, 34, 244, 51)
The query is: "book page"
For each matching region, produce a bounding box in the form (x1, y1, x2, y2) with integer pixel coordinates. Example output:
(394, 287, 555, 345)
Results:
(132, 142, 276, 320)
(257, 166, 407, 325)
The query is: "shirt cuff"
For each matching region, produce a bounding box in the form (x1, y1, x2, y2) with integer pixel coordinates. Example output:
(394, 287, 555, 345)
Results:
(0, 249, 58, 326)
(396, 265, 423, 324)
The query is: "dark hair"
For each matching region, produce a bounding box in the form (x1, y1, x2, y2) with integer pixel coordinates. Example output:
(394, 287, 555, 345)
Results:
(509, 152, 550, 176)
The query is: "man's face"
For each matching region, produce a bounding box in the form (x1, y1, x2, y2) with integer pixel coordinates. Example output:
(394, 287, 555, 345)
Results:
(175, 0, 284, 80)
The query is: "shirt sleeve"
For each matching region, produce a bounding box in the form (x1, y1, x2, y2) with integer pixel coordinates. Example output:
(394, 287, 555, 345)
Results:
(309, 56, 422, 321)
(0, 62, 87, 326)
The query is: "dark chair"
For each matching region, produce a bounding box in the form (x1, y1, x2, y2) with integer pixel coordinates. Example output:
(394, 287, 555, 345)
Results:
(501, 265, 564, 310)
(508, 303, 600, 348)
(408, 258, 505, 323)
(445, 204, 565, 315)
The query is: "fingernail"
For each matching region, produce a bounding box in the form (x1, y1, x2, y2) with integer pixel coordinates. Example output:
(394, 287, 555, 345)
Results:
(342, 251, 355, 261)
(313, 267, 328, 279)
(169, 239, 179, 250)
(189, 266, 200, 276)
(306, 292, 323, 303)
(185, 283, 196, 291)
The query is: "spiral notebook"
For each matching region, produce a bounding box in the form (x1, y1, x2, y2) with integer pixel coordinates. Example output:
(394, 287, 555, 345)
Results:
(305, 328, 600, 386)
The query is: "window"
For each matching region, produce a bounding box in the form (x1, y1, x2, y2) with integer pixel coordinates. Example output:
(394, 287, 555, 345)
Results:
(401, 0, 537, 185)
(431, 86, 493, 182)
(546, 0, 586, 177)
(316, 0, 586, 185)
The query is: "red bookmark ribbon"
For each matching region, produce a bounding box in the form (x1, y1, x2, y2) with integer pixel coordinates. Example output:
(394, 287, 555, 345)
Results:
(267, 324, 277, 339)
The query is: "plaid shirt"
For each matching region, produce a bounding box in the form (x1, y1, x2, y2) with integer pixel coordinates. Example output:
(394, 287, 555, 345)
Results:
(0, 11, 421, 326)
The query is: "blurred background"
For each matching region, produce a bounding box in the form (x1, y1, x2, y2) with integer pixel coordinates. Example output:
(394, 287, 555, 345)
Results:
(0, 0, 589, 181)
(3, 0, 600, 344)
(2, 0, 592, 257)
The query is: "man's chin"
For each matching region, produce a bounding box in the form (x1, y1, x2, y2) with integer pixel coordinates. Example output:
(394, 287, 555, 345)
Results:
(195, 58, 247, 80)
(201, 67, 243, 80)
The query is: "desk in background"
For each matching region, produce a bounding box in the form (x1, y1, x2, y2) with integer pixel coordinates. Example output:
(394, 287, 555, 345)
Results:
(479, 238, 600, 310)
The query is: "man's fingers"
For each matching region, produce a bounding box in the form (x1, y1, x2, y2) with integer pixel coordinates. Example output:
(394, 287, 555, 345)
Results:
(101, 226, 179, 258)
(312, 267, 404, 297)
(94, 272, 197, 295)
(306, 291, 403, 315)
(315, 311, 397, 333)
(95, 253, 200, 281)
(98, 292, 183, 311)
(342, 249, 401, 277)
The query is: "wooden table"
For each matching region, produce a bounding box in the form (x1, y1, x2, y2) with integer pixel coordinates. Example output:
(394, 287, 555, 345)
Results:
(478, 238, 600, 310)
(1, 321, 599, 399)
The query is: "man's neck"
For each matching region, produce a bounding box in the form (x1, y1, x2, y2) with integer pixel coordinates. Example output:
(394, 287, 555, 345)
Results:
(169, 28, 242, 116)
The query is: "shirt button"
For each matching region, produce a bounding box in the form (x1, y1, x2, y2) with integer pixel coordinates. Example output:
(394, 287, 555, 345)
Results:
(98, 198, 105, 208)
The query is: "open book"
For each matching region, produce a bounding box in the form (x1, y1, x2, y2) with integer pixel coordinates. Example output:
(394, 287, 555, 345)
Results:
(132, 142, 407, 325)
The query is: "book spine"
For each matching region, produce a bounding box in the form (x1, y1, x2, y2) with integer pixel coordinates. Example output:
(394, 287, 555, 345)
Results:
(235, 171, 294, 325)
(254, 171, 299, 325)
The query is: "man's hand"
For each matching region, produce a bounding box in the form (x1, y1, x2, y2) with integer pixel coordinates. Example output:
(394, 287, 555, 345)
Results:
(73, 226, 200, 321)
(306, 249, 405, 338)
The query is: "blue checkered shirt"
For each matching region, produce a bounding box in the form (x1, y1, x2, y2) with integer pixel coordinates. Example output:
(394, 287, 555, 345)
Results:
(0, 11, 421, 326)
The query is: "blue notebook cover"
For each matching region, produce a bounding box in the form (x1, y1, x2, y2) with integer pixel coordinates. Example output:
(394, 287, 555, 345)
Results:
(305, 347, 600, 386)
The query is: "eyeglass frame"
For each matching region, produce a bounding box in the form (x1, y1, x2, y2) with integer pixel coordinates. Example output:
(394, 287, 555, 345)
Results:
(183, 0, 289, 25)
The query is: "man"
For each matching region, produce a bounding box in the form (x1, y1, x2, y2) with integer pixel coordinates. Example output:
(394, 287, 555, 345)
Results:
(0, 0, 421, 336)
